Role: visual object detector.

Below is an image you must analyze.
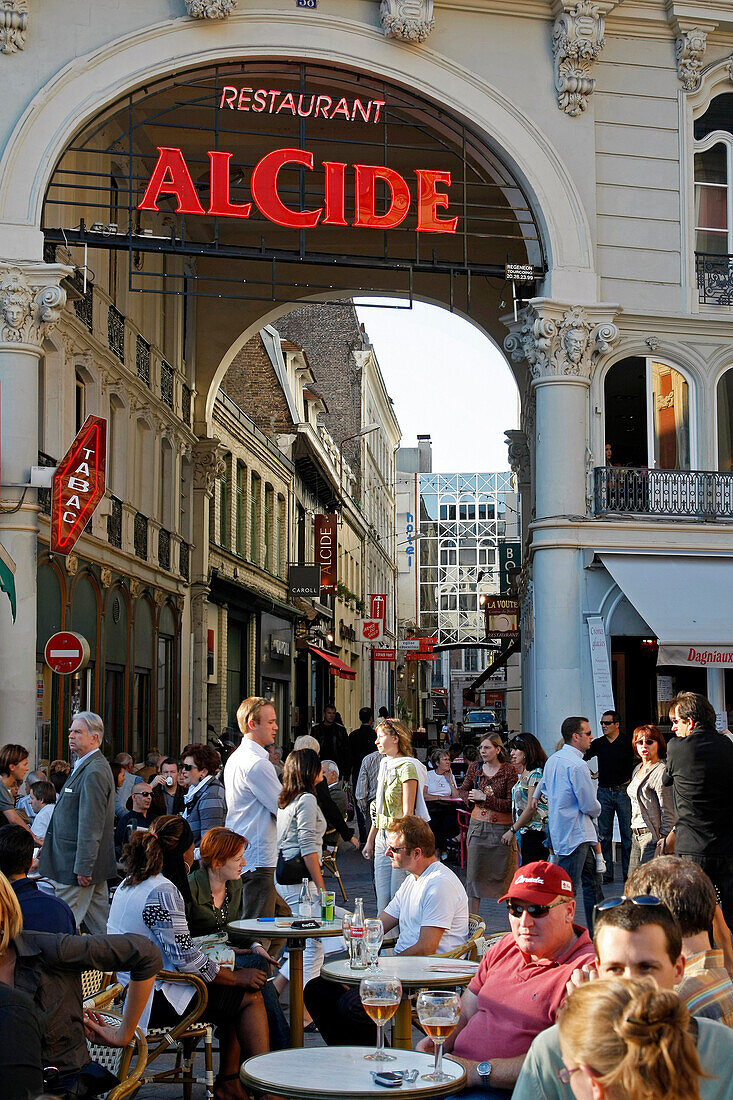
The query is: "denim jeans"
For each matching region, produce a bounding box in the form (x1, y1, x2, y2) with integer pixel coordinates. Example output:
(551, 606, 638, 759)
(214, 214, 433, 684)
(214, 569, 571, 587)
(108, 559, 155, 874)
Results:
(374, 828, 407, 914)
(558, 842, 602, 930)
(597, 786, 632, 882)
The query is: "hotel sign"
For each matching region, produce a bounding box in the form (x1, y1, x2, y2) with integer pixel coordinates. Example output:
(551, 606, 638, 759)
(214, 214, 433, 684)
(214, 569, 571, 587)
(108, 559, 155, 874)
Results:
(50, 415, 107, 556)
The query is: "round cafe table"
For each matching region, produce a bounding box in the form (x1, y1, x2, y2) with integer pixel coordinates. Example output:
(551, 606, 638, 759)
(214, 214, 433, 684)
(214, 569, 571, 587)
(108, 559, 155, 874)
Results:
(228, 917, 344, 1048)
(241, 1046, 466, 1099)
(320, 955, 478, 1050)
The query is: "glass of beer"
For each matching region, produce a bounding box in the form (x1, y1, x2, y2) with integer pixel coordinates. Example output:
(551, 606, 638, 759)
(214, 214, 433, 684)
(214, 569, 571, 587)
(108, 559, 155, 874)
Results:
(416, 990, 461, 1081)
(359, 976, 402, 1061)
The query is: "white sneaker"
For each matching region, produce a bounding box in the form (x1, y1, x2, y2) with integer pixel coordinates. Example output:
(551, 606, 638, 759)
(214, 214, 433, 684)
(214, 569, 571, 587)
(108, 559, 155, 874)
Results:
(595, 853, 607, 874)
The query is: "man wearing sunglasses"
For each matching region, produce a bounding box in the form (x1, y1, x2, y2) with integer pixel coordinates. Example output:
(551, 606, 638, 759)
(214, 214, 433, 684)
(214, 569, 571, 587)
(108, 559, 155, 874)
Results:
(514, 896, 733, 1098)
(419, 861, 594, 1097)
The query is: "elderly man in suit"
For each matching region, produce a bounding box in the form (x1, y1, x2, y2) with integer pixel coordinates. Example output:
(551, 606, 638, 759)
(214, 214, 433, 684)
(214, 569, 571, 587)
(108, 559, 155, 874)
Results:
(38, 711, 116, 934)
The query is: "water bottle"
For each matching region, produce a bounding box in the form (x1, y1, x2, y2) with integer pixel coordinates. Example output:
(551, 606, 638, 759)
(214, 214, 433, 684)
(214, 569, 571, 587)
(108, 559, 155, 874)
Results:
(299, 878, 313, 918)
(349, 896, 367, 969)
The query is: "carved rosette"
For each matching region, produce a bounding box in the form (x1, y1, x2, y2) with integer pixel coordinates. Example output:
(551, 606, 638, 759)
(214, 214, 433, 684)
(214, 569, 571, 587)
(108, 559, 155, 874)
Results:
(675, 28, 707, 92)
(0, 1, 27, 55)
(504, 302, 620, 384)
(184, 0, 235, 17)
(380, 0, 434, 44)
(0, 264, 68, 347)
(552, 2, 605, 117)
(193, 439, 225, 497)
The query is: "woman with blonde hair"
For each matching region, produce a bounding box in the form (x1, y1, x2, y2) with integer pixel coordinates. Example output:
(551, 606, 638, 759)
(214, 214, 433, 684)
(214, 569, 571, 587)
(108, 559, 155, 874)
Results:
(558, 978, 704, 1100)
(460, 732, 518, 915)
(362, 718, 429, 912)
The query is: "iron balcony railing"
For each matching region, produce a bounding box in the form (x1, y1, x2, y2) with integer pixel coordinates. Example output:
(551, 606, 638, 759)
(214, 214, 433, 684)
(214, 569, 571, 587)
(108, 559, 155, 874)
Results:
(182, 383, 192, 427)
(136, 334, 150, 385)
(161, 359, 174, 409)
(594, 466, 733, 520)
(107, 495, 122, 548)
(158, 527, 171, 570)
(108, 305, 125, 362)
(696, 252, 733, 305)
(179, 540, 190, 581)
(134, 512, 148, 559)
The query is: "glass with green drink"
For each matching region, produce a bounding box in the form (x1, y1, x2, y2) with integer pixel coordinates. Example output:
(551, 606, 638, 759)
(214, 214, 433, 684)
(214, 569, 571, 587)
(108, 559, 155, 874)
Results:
(320, 889, 335, 921)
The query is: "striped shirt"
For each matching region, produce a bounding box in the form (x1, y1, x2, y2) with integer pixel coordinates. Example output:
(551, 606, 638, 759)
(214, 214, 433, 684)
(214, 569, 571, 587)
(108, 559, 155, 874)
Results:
(679, 949, 733, 1028)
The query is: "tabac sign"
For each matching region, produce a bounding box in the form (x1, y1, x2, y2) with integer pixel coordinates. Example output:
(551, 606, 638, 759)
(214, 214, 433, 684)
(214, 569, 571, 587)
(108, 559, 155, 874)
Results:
(50, 415, 107, 556)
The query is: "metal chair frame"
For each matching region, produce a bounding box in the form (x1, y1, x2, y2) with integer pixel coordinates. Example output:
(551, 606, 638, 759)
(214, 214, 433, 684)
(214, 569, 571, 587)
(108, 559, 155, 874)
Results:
(85, 1009, 148, 1100)
(321, 834, 348, 902)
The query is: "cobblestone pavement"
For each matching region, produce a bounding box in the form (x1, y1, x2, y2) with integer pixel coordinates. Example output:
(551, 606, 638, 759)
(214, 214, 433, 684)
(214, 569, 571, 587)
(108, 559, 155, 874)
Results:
(134, 842, 625, 1095)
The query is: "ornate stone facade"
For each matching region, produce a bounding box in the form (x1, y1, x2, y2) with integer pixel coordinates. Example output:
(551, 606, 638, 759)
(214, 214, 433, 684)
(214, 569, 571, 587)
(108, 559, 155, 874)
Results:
(192, 438, 225, 496)
(504, 302, 620, 383)
(380, 0, 434, 44)
(552, 2, 605, 117)
(0, 265, 67, 347)
(674, 27, 708, 92)
(184, 0, 235, 17)
(505, 429, 531, 485)
(0, 1, 27, 55)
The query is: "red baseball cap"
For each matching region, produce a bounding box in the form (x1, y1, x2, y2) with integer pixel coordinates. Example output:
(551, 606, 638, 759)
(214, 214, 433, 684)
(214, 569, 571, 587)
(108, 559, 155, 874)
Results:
(498, 860, 574, 906)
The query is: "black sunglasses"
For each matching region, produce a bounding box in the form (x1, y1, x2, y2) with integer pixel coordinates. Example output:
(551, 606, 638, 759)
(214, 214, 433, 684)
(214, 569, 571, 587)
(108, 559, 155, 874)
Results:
(594, 894, 662, 915)
(180, 763, 196, 772)
(506, 899, 568, 919)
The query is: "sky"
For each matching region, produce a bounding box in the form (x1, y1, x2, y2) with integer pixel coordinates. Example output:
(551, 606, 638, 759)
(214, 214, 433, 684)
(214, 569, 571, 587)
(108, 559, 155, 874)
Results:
(354, 298, 518, 472)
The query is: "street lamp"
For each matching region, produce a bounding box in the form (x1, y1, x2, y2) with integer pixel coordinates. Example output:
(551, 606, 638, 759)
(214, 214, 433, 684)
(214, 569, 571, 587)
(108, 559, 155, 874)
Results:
(339, 422, 380, 493)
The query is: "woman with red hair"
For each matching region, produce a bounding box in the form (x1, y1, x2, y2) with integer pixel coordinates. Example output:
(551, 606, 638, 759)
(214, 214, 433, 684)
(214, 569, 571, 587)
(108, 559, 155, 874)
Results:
(626, 724, 675, 876)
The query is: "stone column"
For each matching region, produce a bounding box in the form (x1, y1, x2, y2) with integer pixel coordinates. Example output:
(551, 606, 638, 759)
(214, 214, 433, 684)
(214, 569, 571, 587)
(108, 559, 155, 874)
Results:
(189, 437, 223, 739)
(0, 262, 68, 758)
(504, 300, 619, 746)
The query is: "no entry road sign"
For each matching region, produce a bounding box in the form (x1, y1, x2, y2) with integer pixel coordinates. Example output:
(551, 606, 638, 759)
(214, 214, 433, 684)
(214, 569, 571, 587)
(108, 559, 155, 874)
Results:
(44, 631, 90, 675)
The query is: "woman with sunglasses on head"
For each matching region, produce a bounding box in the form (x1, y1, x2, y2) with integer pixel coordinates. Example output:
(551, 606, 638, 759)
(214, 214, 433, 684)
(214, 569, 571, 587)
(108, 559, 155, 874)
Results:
(460, 733, 518, 916)
(501, 733, 549, 865)
(558, 978, 703, 1100)
(179, 743, 227, 851)
(362, 718, 430, 913)
(626, 724, 675, 876)
(108, 814, 269, 1100)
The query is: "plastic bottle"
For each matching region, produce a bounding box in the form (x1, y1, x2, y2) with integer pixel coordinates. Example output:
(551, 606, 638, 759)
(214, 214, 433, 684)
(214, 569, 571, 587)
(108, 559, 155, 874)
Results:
(349, 896, 367, 969)
(299, 878, 313, 918)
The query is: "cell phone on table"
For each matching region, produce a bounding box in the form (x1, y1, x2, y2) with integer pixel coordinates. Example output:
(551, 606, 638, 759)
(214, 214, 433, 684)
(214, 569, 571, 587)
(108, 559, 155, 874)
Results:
(372, 1073, 403, 1088)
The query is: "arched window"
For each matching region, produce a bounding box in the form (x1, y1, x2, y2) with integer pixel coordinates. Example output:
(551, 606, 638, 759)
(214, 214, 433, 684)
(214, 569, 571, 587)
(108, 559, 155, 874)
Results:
(717, 367, 733, 471)
(604, 356, 691, 470)
(694, 95, 733, 257)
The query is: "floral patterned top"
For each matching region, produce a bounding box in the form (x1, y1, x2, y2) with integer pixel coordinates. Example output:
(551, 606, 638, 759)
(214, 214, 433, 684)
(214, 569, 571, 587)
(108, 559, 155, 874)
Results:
(459, 760, 517, 815)
(511, 768, 548, 833)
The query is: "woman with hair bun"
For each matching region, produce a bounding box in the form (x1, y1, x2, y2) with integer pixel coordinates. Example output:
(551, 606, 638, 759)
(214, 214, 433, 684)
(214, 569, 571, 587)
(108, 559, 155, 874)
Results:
(108, 814, 269, 1100)
(558, 978, 704, 1100)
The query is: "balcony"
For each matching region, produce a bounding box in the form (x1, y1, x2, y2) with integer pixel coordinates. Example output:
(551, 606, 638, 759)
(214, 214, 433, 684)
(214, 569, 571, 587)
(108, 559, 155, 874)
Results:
(696, 252, 733, 306)
(158, 527, 171, 570)
(161, 360, 174, 409)
(594, 467, 733, 521)
(179, 540, 190, 581)
(108, 305, 125, 362)
(134, 512, 148, 559)
(107, 495, 122, 548)
(136, 335, 151, 386)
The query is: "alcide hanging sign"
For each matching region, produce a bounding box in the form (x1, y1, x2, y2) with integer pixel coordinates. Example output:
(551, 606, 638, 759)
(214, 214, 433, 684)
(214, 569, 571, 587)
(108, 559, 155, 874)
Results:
(138, 146, 458, 234)
(50, 415, 107, 556)
(315, 514, 338, 595)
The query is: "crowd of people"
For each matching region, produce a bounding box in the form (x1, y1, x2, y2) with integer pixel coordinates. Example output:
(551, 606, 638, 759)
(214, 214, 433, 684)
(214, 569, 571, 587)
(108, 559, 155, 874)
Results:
(1, 688, 733, 1099)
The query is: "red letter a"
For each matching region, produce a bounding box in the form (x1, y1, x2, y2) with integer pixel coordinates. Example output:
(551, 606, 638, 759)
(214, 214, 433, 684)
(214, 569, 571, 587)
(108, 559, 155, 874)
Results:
(137, 147, 205, 214)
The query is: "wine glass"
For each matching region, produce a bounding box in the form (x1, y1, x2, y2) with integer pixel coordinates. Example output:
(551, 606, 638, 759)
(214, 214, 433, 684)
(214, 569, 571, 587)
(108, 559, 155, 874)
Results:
(416, 990, 461, 1082)
(359, 975, 402, 1061)
(342, 911, 352, 951)
(364, 918, 384, 971)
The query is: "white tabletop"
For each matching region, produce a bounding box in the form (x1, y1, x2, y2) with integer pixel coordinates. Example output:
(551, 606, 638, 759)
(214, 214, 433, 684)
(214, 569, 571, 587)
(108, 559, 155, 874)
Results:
(320, 956, 478, 989)
(228, 917, 345, 941)
(241, 1046, 466, 1099)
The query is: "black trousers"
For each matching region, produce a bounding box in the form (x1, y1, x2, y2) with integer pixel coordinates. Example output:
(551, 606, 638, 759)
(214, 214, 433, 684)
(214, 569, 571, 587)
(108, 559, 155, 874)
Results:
(678, 852, 733, 932)
(304, 976, 378, 1046)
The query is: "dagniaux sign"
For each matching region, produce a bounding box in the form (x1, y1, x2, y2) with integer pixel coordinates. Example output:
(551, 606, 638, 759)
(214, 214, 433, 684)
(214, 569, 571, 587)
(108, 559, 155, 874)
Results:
(659, 644, 733, 667)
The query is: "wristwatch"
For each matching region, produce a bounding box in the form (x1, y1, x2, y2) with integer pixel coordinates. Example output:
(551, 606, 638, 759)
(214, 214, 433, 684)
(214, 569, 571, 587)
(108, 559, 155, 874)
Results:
(477, 1061, 492, 1087)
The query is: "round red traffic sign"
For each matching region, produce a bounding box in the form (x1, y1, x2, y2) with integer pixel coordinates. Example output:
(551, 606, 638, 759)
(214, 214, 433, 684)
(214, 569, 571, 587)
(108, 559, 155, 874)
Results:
(44, 631, 90, 675)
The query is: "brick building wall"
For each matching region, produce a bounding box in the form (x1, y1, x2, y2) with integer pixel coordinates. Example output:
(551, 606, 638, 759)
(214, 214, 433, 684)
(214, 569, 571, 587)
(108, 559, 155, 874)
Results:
(223, 333, 293, 438)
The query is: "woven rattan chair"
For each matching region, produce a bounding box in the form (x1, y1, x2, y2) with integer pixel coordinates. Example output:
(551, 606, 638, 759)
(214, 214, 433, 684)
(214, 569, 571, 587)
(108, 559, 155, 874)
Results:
(436, 913, 486, 961)
(85, 1010, 148, 1100)
(81, 970, 124, 1011)
(136, 970, 215, 1100)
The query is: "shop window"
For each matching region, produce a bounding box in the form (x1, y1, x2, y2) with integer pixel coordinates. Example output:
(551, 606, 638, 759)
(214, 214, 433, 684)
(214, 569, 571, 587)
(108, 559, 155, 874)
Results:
(105, 666, 126, 757)
(717, 367, 733, 471)
(156, 634, 174, 754)
(604, 356, 691, 470)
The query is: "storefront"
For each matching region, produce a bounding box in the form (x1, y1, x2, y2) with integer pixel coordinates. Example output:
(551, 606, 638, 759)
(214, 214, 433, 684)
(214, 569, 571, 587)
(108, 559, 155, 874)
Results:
(260, 611, 294, 746)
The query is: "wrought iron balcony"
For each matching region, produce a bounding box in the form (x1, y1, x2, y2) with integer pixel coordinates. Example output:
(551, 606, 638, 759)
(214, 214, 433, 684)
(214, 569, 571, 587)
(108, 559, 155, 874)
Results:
(179, 540, 190, 581)
(696, 252, 733, 305)
(182, 383, 192, 427)
(136, 334, 150, 385)
(594, 466, 733, 521)
(158, 527, 171, 570)
(134, 512, 148, 559)
(108, 305, 125, 362)
(161, 359, 174, 409)
(107, 495, 122, 548)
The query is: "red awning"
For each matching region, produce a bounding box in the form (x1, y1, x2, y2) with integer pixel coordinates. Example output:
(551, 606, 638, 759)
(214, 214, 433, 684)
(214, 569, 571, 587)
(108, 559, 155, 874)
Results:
(308, 644, 357, 681)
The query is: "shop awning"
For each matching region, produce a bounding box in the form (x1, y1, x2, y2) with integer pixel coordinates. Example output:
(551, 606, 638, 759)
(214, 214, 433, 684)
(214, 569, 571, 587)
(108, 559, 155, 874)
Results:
(599, 553, 733, 664)
(308, 644, 357, 680)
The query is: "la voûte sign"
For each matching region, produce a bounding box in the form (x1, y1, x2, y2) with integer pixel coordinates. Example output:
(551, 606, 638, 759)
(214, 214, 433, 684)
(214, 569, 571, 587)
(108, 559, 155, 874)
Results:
(51, 415, 107, 556)
(138, 146, 458, 234)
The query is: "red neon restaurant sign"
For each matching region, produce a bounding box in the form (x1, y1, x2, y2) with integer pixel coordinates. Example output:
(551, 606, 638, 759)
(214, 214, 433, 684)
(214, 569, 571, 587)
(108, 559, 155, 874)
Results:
(138, 146, 458, 234)
(51, 415, 107, 556)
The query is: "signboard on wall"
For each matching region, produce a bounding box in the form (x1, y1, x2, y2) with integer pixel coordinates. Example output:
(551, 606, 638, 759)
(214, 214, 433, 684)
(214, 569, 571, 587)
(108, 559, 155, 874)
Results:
(658, 644, 733, 667)
(289, 564, 321, 598)
(370, 593, 386, 620)
(587, 616, 615, 728)
(50, 415, 107, 556)
(360, 619, 384, 641)
(314, 514, 337, 594)
(484, 597, 519, 639)
(499, 542, 521, 593)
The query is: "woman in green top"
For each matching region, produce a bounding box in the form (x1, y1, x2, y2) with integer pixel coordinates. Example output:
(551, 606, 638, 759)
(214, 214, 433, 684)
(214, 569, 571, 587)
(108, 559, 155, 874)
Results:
(362, 719, 429, 912)
(187, 826, 289, 1049)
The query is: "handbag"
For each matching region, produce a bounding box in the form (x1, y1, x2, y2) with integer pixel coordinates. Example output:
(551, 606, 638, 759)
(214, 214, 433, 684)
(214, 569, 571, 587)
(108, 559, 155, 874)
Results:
(276, 849, 310, 885)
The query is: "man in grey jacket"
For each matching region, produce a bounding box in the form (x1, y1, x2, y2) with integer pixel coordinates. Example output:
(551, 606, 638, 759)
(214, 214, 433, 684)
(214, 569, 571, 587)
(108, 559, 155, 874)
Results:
(38, 711, 116, 933)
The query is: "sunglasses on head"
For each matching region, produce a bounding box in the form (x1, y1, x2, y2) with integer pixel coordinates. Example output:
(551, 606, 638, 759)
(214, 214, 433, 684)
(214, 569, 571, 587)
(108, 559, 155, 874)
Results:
(506, 898, 568, 919)
(594, 894, 662, 915)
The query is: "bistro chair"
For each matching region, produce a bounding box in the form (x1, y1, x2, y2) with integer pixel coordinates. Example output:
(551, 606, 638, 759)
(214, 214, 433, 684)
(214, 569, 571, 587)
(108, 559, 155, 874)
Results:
(81, 969, 124, 1011)
(85, 1010, 148, 1100)
(473, 930, 506, 959)
(436, 913, 486, 961)
(133, 970, 215, 1100)
(321, 833, 348, 902)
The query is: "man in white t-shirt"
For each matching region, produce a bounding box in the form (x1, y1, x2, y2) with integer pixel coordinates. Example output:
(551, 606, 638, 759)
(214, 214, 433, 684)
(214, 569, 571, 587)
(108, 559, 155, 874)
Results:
(305, 815, 469, 1044)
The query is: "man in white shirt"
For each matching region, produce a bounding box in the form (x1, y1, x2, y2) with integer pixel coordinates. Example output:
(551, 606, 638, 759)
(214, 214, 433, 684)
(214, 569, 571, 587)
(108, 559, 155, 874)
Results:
(225, 695, 283, 920)
(305, 814, 469, 1044)
(534, 716, 602, 928)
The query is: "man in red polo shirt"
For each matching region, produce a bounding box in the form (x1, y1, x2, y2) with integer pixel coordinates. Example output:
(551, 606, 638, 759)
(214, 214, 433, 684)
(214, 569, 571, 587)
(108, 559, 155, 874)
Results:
(418, 861, 595, 1097)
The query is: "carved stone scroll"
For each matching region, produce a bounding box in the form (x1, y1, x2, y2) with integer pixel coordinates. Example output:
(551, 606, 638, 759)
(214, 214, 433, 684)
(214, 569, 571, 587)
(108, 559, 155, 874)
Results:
(552, 2, 605, 117)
